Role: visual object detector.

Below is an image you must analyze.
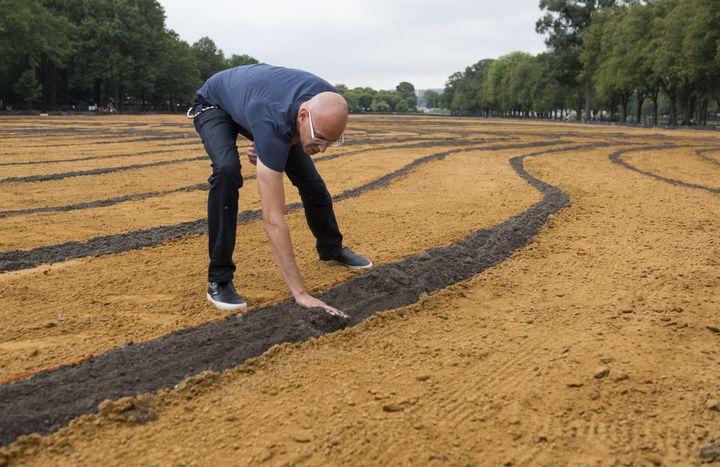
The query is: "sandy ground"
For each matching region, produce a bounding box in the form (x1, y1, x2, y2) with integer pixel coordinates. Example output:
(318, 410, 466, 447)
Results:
(0, 139, 540, 380)
(0, 145, 478, 250)
(1, 115, 719, 465)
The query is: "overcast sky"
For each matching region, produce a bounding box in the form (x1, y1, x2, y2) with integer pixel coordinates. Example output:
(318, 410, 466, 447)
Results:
(159, 0, 548, 91)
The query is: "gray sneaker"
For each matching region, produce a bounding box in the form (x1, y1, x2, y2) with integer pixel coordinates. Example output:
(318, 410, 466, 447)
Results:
(327, 247, 373, 270)
(207, 281, 247, 311)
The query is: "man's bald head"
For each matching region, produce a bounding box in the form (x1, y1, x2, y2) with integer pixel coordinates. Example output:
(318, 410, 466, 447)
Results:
(306, 92, 348, 134)
(297, 92, 348, 155)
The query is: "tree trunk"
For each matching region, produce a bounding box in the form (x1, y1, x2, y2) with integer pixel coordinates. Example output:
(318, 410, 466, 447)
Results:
(682, 90, 694, 126)
(94, 79, 101, 107)
(583, 84, 592, 122)
(635, 91, 645, 124)
(700, 98, 708, 125)
(649, 83, 660, 126)
(621, 96, 628, 123)
(668, 85, 677, 126)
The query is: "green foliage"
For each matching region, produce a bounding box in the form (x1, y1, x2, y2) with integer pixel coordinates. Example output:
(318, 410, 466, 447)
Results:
(13, 68, 42, 109)
(192, 36, 227, 82)
(227, 54, 259, 68)
(335, 82, 417, 113)
(423, 90, 441, 108)
(442, 0, 719, 125)
(0, 0, 258, 111)
(370, 99, 390, 112)
(395, 81, 416, 108)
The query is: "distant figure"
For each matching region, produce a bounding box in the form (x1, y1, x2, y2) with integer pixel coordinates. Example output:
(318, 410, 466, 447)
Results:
(188, 64, 372, 317)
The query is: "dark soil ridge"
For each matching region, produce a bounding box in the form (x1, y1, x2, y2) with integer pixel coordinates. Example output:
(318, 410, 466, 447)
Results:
(0, 140, 569, 272)
(0, 138, 512, 218)
(0, 141, 615, 447)
(158, 135, 478, 149)
(0, 155, 207, 184)
(610, 146, 720, 194)
(0, 127, 196, 139)
(696, 148, 720, 166)
(0, 148, 183, 167)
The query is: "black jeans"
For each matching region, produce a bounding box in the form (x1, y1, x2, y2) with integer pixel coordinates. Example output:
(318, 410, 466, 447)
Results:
(193, 106, 343, 283)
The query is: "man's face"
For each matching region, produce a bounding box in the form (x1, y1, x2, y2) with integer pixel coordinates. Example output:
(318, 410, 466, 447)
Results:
(300, 108, 345, 155)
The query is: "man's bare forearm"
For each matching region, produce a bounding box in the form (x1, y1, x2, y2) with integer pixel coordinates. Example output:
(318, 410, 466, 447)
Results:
(263, 216, 308, 299)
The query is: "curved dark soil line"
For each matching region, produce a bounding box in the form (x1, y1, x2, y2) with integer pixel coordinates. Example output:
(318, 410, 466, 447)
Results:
(5, 134, 197, 149)
(0, 148, 183, 167)
(610, 146, 720, 194)
(0, 140, 569, 270)
(160, 135, 456, 149)
(0, 183, 209, 219)
(0, 155, 206, 184)
(696, 148, 720, 166)
(0, 138, 515, 218)
(0, 142, 615, 447)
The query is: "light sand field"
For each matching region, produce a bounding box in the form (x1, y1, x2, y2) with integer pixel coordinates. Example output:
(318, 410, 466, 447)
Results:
(0, 115, 718, 465)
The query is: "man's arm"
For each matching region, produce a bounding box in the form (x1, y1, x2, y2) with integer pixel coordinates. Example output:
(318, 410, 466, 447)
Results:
(255, 157, 348, 318)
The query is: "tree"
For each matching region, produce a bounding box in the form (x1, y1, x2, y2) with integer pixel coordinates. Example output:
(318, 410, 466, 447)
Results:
(154, 31, 200, 110)
(424, 90, 441, 108)
(0, 0, 74, 109)
(13, 68, 42, 109)
(680, 0, 720, 125)
(648, 0, 685, 125)
(395, 99, 409, 112)
(395, 81, 417, 102)
(356, 87, 376, 111)
(192, 36, 227, 82)
(370, 99, 390, 112)
(532, 52, 569, 118)
(537, 0, 621, 121)
(443, 59, 494, 115)
(227, 54, 258, 68)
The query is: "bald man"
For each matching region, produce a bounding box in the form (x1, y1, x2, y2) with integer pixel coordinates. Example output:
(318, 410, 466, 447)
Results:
(189, 64, 372, 316)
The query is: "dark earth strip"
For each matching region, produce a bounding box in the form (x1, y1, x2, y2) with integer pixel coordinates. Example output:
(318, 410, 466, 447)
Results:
(1, 134, 196, 148)
(0, 155, 206, 184)
(0, 148, 182, 167)
(695, 148, 720, 166)
(364, 117, 720, 141)
(0, 183, 209, 218)
(0, 138, 512, 218)
(158, 136, 455, 149)
(0, 140, 569, 270)
(0, 127, 193, 137)
(0, 141, 616, 447)
(610, 146, 720, 194)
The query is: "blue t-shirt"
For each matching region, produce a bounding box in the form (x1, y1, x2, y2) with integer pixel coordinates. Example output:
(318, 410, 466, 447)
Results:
(196, 64, 337, 172)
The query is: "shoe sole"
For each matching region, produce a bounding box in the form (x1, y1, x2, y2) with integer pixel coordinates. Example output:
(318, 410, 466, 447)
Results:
(207, 293, 247, 311)
(333, 260, 373, 270)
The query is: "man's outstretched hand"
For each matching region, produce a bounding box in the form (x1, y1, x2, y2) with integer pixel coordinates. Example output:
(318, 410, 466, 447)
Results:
(294, 292, 349, 319)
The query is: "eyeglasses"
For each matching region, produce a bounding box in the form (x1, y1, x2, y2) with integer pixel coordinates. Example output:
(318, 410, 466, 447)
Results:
(308, 110, 344, 147)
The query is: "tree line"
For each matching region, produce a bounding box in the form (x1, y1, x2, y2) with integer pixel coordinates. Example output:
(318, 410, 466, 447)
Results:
(0, 0, 257, 111)
(0, 0, 420, 114)
(441, 0, 720, 125)
(336, 82, 418, 113)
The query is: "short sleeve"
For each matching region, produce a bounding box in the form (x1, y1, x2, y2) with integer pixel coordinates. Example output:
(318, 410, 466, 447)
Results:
(252, 121, 291, 172)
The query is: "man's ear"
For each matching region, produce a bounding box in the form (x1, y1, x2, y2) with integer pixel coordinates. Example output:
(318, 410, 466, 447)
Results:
(298, 104, 308, 121)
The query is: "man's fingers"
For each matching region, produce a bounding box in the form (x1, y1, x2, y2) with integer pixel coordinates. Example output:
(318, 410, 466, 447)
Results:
(324, 305, 349, 319)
